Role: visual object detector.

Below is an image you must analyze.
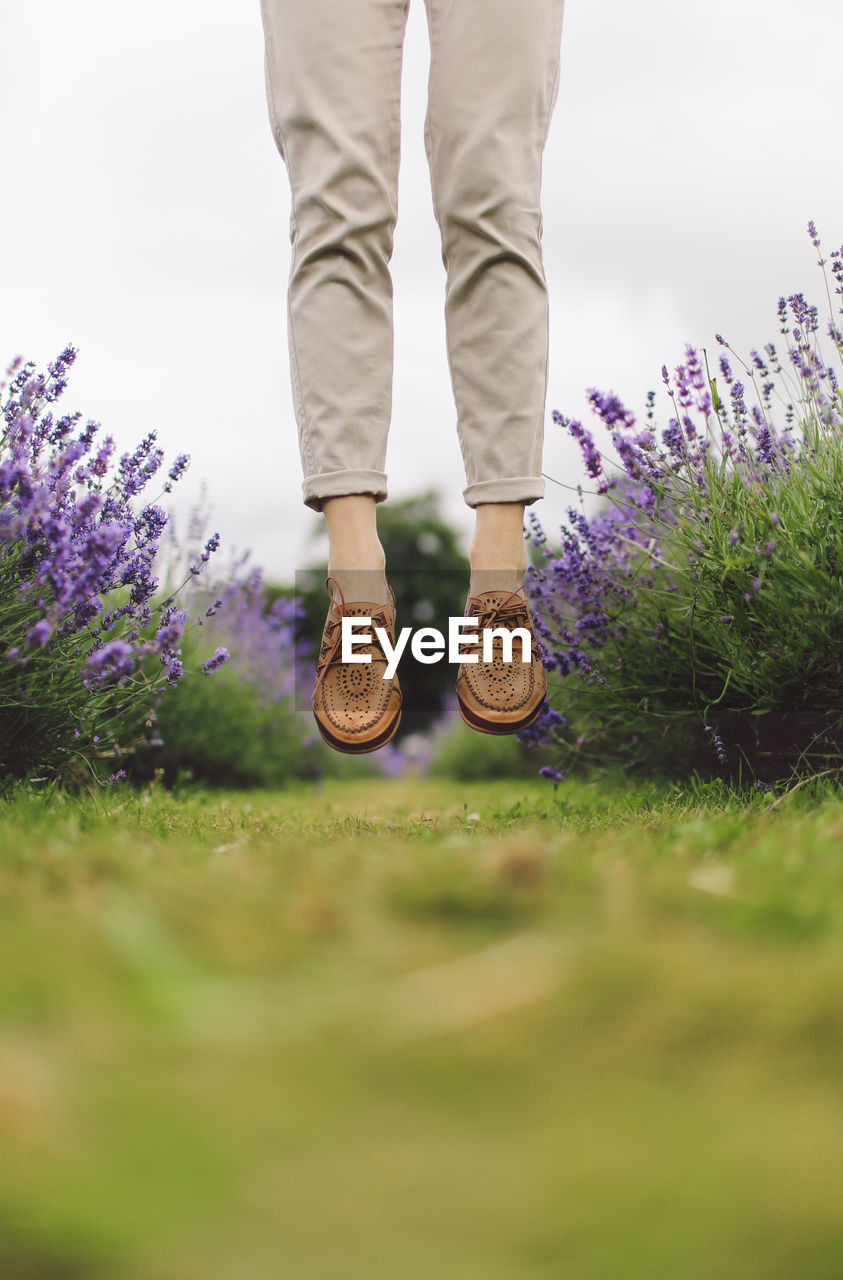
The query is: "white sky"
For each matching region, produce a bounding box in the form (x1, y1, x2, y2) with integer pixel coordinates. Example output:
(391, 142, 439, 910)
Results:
(1, 0, 840, 576)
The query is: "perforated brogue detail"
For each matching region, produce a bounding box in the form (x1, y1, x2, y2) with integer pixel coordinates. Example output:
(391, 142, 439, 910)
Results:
(456, 588, 546, 734)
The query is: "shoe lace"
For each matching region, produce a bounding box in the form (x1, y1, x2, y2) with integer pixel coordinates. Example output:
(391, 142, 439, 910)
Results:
(466, 589, 539, 658)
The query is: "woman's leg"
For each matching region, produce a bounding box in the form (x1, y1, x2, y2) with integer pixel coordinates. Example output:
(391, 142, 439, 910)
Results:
(260, 0, 405, 751)
(422, 0, 566, 521)
(259, 0, 410, 515)
(422, 0, 564, 731)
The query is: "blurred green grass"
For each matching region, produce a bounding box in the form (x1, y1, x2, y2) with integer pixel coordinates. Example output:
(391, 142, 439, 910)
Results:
(2, 775, 843, 1279)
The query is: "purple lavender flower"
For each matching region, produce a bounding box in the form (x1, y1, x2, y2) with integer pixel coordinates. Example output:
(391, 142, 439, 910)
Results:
(202, 646, 230, 676)
(1, 346, 214, 783)
(26, 618, 52, 648)
(164, 654, 184, 686)
(523, 253, 841, 781)
(704, 724, 729, 767)
(82, 640, 135, 685)
(554, 410, 603, 479)
(163, 454, 190, 493)
(587, 389, 636, 432)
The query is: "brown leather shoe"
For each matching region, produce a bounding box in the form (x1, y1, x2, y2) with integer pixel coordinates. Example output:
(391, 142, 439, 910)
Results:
(312, 577, 402, 754)
(456, 587, 547, 735)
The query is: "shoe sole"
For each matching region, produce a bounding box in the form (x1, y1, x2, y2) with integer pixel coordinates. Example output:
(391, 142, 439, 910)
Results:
(313, 705, 402, 755)
(456, 692, 545, 737)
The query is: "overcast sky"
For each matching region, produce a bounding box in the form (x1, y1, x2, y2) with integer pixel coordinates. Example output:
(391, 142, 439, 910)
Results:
(1, 0, 840, 577)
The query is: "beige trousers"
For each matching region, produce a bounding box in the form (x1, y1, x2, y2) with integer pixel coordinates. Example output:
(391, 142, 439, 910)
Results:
(259, 0, 565, 511)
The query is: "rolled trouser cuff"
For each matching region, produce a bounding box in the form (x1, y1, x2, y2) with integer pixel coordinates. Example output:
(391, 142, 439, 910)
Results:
(462, 476, 545, 508)
(302, 469, 389, 512)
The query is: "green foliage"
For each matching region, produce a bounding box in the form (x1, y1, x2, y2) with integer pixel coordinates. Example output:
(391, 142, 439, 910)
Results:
(130, 624, 317, 789)
(567, 418, 843, 781)
(427, 709, 550, 780)
(0, 591, 128, 790)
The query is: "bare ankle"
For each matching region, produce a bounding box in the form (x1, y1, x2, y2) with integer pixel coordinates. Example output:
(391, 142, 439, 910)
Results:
(327, 565, 389, 606)
(322, 494, 388, 603)
(469, 502, 528, 596)
(468, 566, 526, 598)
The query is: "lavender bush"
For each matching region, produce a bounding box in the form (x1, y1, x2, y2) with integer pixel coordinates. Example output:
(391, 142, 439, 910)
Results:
(0, 347, 218, 790)
(525, 223, 843, 787)
(130, 560, 321, 788)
